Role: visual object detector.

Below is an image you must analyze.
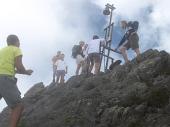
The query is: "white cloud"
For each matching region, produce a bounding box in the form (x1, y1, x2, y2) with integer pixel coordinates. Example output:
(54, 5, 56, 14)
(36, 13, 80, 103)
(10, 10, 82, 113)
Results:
(1, 0, 169, 112)
(0, 0, 105, 111)
(95, 0, 170, 52)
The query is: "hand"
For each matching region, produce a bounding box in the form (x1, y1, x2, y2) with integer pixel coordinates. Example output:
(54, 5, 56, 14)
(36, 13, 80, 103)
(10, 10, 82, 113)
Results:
(26, 69, 33, 75)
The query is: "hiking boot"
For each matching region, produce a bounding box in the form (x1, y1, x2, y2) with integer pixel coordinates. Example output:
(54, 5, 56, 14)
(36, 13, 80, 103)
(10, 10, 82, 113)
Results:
(109, 60, 122, 70)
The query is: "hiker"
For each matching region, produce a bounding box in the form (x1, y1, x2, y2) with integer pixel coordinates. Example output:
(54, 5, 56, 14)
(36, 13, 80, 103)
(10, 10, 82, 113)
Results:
(81, 44, 89, 74)
(52, 51, 61, 83)
(86, 35, 105, 74)
(55, 53, 68, 84)
(115, 20, 140, 63)
(0, 35, 33, 127)
(72, 41, 86, 75)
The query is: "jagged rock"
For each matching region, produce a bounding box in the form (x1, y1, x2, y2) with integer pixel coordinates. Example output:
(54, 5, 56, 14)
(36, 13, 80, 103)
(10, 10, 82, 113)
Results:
(24, 82, 45, 98)
(1, 49, 170, 127)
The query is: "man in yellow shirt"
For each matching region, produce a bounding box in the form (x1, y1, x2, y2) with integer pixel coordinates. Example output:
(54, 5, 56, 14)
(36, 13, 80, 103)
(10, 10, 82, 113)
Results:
(0, 35, 33, 127)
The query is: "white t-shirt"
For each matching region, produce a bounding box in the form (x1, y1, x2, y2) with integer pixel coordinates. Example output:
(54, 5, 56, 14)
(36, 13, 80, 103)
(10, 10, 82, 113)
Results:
(55, 60, 67, 70)
(87, 38, 105, 54)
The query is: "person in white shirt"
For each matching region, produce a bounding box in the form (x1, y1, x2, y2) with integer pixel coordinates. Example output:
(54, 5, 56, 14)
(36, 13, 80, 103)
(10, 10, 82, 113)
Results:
(86, 35, 105, 74)
(52, 51, 61, 83)
(55, 54, 68, 84)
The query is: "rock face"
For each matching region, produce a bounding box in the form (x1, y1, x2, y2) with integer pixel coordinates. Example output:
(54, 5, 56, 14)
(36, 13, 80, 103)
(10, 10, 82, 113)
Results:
(1, 49, 170, 127)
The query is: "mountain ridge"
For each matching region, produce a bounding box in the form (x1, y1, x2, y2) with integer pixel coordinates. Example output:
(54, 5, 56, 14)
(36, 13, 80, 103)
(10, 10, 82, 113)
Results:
(1, 49, 170, 127)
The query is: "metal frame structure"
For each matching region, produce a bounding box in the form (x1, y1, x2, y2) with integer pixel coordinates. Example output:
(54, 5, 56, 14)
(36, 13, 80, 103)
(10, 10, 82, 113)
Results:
(99, 3, 120, 72)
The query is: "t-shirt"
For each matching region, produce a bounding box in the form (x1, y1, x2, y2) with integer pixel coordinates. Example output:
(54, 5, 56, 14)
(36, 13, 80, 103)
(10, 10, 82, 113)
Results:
(0, 46, 22, 76)
(55, 60, 67, 70)
(87, 38, 105, 54)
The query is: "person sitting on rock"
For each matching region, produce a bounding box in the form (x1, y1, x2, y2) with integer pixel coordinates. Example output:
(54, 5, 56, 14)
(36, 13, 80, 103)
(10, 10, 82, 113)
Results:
(52, 51, 61, 83)
(0, 35, 33, 127)
(55, 53, 68, 84)
(86, 35, 105, 74)
(115, 20, 141, 63)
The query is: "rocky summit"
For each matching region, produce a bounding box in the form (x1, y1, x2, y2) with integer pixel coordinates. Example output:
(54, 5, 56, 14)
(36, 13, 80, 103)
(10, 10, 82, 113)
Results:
(1, 49, 170, 127)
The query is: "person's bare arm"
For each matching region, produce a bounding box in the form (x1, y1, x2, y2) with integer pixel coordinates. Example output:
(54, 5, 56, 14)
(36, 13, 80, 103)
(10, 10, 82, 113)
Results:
(15, 55, 33, 75)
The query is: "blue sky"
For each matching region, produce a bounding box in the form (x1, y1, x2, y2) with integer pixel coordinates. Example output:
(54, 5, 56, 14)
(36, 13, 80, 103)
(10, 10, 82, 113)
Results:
(0, 0, 170, 111)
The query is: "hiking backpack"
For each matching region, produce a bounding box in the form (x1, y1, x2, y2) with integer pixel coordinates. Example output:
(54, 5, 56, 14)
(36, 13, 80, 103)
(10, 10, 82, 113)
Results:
(128, 21, 139, 31)
(72, 45, 80, 58)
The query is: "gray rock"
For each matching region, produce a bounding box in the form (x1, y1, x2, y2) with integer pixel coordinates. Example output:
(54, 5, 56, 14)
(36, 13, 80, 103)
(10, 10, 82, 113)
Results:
(0, 49, 170, 127)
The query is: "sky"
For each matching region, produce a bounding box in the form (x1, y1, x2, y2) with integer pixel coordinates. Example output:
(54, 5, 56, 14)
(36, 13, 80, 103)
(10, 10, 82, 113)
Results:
(0, 0, 170, 112)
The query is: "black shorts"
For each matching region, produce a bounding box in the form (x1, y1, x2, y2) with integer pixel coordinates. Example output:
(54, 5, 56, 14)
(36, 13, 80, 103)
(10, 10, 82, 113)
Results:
(56, 70, 66, 77)
(124, 33, 139, 50)
(87, 53, 101, 65)
(0, 75, 22, 108)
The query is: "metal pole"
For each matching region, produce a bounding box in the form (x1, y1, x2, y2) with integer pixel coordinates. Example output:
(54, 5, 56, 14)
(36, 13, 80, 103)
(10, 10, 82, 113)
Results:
(109, 5, 113, 26)
(99, 3, 116, 72)
(105, 7, 113, 71)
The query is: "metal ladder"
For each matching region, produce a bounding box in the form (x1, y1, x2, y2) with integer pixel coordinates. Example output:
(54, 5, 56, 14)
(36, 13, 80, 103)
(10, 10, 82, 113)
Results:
(99, 23, 121, 72)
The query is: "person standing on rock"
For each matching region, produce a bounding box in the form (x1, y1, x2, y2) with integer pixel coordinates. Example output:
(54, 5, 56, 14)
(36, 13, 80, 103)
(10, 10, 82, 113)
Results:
(115, 20, 141, 63)
(86, 35, 105, 74)
(52, 51, 61, 83)
(0, 35, 33, 127)
(55, 53, 68, 84)
(74, 41, 86, 75)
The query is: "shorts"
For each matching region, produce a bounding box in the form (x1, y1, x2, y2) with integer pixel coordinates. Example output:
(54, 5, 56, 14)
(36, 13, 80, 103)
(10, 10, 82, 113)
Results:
(123, 33, 139, 50)
(76, 55, 85, 64)
(0, 75, 22, 109)
(56, 70, 66, 77)
(87, 53, 101, 65)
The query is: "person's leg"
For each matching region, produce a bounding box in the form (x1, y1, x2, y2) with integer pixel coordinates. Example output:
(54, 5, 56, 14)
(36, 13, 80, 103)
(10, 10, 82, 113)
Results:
(134, 48, 140, 56)
(60, 75, 65, 84)
(76, 63, 81, 75)
(56, 71, 60, 84)
(58, 76, 61, 84)
(85, 57, 91, 75)
(94, 62, 100, 74)
(60, 71, 65, 84)
(94, 53, 101, 74)
(52, 72, 56, 83)
(10, 103, 24, 127)
(134, 48, 141, 62)
(89, 62, 94, 73)
(52, 65, 56, 83)
(120, 47, 129, 63)
(81, 60, 86, 74)
(0, 76, 23, 127)
(88, 54, 94, 73)
(130, 33, 140, 61)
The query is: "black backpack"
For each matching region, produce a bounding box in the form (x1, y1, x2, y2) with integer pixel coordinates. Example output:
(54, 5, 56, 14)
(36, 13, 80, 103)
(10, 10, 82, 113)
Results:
(72, 45, 80, 58)
(128, 21, 139, 31)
